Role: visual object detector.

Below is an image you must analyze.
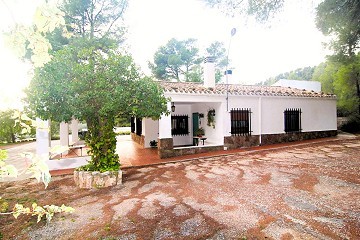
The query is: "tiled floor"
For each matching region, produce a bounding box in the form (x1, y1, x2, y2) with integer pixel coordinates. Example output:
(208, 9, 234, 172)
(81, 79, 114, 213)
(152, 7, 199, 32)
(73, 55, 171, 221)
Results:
(50, 133, 357, 176)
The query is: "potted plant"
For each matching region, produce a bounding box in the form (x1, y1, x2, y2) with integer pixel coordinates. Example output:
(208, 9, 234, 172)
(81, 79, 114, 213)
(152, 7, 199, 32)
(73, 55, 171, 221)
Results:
(195, 127, 205, 137)
(207, 109, 216, 128)
(150, 140, 158, 148)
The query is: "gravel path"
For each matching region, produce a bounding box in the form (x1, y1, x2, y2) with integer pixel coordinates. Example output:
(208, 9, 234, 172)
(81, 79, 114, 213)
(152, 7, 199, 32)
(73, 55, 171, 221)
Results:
(1, 136, 359, 239)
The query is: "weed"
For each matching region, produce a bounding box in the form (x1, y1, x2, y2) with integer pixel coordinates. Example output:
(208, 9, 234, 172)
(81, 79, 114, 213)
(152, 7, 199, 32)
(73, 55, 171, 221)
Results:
(104, 223, 111, 231)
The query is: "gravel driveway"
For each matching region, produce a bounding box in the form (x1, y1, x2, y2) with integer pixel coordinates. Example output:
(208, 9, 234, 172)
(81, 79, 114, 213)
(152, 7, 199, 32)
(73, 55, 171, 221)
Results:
(1, 136, 360, 239)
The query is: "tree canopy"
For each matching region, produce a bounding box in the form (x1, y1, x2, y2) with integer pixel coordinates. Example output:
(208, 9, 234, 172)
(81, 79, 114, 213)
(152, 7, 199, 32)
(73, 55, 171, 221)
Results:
(149, 38, 202, 82)
(26, 0, 168, 171)
(149, 39, 227, 83)
(203, 0, 284, 22)
(258, 66, 316, 86)
(316, 0, 360, 58)
(315, 0, 360, 114)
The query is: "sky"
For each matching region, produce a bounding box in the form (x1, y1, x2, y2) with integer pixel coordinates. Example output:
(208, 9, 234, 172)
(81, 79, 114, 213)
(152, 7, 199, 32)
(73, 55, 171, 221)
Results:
(0, 0, 327, 110)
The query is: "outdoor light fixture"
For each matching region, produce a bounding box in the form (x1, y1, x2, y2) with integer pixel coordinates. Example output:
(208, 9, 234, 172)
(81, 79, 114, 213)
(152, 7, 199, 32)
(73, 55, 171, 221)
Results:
(171, 102, 175, 112)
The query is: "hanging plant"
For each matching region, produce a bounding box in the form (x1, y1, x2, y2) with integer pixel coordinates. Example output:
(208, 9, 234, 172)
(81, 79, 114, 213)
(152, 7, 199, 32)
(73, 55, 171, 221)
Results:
(207, 109, 216, 128)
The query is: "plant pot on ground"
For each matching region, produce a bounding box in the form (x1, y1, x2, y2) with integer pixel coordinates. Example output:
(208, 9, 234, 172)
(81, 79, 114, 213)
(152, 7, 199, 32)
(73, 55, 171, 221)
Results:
(195, 127, 205, 137)
(74, 118, 122, 189)
(150, 140, 158, 148)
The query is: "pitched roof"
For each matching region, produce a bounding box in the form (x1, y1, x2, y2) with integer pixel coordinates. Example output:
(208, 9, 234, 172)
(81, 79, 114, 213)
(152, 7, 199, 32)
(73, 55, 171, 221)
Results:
(158, 81, 336, 98)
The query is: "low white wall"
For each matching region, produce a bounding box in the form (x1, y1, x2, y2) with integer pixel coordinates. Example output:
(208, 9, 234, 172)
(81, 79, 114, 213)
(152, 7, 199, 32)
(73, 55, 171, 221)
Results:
(261, 97, 337, 134)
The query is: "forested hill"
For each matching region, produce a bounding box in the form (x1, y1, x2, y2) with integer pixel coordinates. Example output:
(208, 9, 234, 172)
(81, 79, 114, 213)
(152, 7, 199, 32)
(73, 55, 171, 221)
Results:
(257, 66, 316, 86)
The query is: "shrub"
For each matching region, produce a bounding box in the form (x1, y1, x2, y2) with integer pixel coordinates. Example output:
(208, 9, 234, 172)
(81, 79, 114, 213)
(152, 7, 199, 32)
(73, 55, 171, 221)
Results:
(340, 114, 360, 133)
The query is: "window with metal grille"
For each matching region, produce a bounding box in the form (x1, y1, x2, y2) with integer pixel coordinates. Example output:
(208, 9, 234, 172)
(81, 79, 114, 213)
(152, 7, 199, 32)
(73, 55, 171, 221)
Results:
(136, 118, 142, 136)
(130, 117, 135, 133)
(171, 115, 189, 136)
(284, 108, 302, 133)
(230, 108, 252, 136)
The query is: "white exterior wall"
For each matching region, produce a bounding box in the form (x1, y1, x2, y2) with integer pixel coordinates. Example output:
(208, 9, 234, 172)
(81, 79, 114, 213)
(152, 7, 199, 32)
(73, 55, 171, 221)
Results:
(192, 102, 224, 145)
(147, 91, 336, 148)
(70, 119, 79, 144)
(143, 118, 159, 148)
(159, 102, 172, 139)
(36, 118, 50, 157)
(171, 104, 193, 146)
(261, 97, 337, 134)
(228, 96, 261, 135)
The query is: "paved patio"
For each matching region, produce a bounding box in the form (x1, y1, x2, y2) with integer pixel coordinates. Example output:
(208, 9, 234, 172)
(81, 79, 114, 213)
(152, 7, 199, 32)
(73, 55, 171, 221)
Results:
(1, 134, 359, 239)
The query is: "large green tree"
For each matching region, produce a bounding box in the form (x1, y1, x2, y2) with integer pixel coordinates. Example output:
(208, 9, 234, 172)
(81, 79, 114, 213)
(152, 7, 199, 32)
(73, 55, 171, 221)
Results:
(27, 43, 168, 171)
(206, 41, 228, 83)
(26, 0, 168, 172)
(313, 55, 360, 115)
(149, 39, 228, 83)
(316, 0, 360, 58)
(0, 110, 18, 143)
(149, 38, 202, 81)
(316, 0, 360, 114)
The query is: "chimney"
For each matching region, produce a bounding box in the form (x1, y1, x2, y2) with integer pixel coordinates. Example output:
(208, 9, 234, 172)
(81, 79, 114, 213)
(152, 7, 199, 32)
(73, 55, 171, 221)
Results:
(224, 69, 233, 84)
(204, 56, 215, 88)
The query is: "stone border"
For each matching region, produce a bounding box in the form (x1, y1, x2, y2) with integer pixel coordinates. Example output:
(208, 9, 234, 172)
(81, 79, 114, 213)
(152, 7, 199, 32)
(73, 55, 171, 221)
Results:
(74, 170, 122, 189)
(261, 130, 338, 145)
(224, 135, 260, 150)
(131, 133, 145, 147)
(159, 145, 224, 159)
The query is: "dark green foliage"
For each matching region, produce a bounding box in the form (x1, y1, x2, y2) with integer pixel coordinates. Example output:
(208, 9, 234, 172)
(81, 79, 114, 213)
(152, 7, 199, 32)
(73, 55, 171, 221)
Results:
(27, 43, 168, 172)
(0, 110, 17, 143)
(150, 39, 227, 83)
(258, 66, 316, 86)
(149, 38, 202, 81)
(340, 114, 360, 133)
(316, 0, 360, 57)
(315, 0, 360, 115)
(0, 110, 35, 143)
(61, 0, 128, 42)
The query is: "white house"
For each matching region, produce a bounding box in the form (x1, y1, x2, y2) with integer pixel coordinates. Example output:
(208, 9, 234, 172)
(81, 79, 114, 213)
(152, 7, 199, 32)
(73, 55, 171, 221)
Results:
(131, 57, 337, 159)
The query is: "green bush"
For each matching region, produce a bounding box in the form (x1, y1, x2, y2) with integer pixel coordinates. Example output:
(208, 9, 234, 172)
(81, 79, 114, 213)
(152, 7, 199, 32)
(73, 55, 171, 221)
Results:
(115, 131, 130, 135)
(340, 114, 360, 133)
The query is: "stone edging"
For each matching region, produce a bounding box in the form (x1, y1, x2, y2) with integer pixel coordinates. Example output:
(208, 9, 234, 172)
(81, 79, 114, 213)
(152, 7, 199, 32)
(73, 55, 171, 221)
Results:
(74, 170, 122, 189)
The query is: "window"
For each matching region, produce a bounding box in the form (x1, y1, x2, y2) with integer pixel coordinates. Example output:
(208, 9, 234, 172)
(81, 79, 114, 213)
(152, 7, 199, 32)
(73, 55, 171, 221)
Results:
(230, 108, 252, 136)
(171, 115, 189, 136)
(136, 118, 142, 136)
(284, 108, 301, 133)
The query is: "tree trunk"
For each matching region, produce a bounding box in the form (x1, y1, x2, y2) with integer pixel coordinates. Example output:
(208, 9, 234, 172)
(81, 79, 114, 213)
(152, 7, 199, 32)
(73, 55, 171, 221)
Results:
(86, 116, 120, 171)
(357, 72, 360, 114)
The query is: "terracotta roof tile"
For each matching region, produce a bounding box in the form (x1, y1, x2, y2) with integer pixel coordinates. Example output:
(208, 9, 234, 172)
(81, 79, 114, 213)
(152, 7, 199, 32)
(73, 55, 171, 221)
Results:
(157, 81, 336, 98)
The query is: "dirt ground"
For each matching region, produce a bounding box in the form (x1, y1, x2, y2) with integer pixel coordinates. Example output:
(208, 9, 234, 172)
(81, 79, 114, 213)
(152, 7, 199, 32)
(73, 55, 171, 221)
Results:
(1, 136, 360, 240)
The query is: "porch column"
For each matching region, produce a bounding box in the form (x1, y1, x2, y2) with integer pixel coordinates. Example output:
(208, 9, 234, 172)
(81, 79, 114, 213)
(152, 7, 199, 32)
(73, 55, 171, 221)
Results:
(158, 102, 172, 139)
(60, 122, 69, 154)
(36, 118, 50, 158)
(70, 119, 79, 144)
(223, 103, 231, 137)
(158, 102, 173, 158)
